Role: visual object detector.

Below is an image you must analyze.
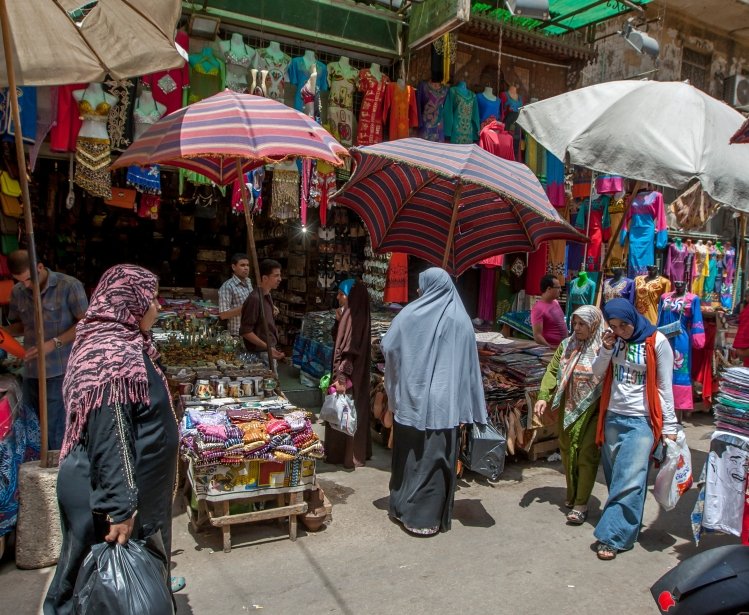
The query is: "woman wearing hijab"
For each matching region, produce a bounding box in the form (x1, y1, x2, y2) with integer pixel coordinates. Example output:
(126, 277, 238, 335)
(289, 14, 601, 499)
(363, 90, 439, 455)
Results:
(591, 298, 678, 561)
(382, 268, 487, 536)
(44, 265, 180, 614)
(325, 279, 372, 469)
(534, 305, 606, 525)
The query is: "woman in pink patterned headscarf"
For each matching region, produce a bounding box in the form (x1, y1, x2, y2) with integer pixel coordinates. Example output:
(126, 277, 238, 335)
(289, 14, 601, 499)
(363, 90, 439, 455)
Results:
(45, 265, 182, 613)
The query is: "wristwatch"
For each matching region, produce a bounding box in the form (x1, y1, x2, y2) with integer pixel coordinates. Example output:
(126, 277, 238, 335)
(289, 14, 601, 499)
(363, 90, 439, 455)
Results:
(53, 337, 63, 349)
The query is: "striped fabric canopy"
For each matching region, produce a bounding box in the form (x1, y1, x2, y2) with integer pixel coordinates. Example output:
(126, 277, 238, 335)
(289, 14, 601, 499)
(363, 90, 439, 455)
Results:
(333, 138, 586, 276)
(112, 90, 347, 185)
(730, 117, 749, 144)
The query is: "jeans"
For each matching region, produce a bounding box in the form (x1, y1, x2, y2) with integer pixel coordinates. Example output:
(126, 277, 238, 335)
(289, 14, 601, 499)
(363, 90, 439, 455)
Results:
(593, 412, 654, 551)
(22, 375, 65, 450)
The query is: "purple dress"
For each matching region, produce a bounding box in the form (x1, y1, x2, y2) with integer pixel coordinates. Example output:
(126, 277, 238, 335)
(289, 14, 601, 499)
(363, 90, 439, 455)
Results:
(664, 243, 688, 283)
(416, 81, 448, 142)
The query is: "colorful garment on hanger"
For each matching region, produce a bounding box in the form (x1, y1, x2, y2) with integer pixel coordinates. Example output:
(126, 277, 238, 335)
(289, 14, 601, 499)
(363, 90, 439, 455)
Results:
(104, 79, 135, 152)
(525, 244, 548, 295)
(607, 197, 627, 271)
(356, 68, 389, 146)
(480, 255, 504, 267)
(664, 242, 688, 283)
(476, 93, 501, 130)
(141, 31, 189, 114)
(546, 240, 566, 284)
(657, 291, 705, 411)
(692, 243, 710, 297)
(571, 166, 591, 199)
(231, 168, 264, 215)
(603, 277, 634, 304)
(545, 151, 565, 208)
(0, 86, 37, 145)
(384, 82, 418, 140)
(595, 175, 623, 195)
(634, 275, 671, 325)
(416, 81, 448, 142)
(565, 277, 595, 320)
(478, 121, 515, 160)
(187, 48, 225, 104)
(310, 161, 336, 227)
(74, 137, 111, 199)
(383, 253, 408, 304)
(574, 195, 611, 270)
(703, 250, 719, 303)
(288, 56, 329, 113)
(126, 96, 163, 194)
(271, 163, 299, 221)
(725, 247, 737, 286)
(524, 134, 546, 181)
(137, 194, 161, 220)
(443, 87, 479, 144)
(50, 84, 85, 152)
(621, 190, 668, 277)
(566, 210, 584, 276)
(327, 63, 357, 146)
(256, 49, 291, 103)
(478, 267, 497, 322)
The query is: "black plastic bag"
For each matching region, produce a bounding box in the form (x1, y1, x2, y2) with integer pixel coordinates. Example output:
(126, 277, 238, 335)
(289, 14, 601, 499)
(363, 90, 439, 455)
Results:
(73, 531, 174, 615)
(460, 422, 507, 481)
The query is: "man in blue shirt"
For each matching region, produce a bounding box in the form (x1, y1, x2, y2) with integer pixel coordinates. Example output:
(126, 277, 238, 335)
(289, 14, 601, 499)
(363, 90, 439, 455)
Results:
(7, 250, 88, 450)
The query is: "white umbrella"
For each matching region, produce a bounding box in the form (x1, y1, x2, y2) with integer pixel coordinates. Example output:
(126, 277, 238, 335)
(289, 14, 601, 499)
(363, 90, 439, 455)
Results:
(517, 80, 749, 211)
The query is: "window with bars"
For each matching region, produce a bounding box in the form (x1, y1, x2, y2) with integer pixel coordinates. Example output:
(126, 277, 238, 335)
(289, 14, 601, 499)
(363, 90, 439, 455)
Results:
(680, 47, 712, 92)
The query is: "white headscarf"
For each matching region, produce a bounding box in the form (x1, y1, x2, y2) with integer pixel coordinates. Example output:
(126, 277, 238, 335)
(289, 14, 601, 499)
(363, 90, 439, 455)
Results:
(382, 268, 487, 431)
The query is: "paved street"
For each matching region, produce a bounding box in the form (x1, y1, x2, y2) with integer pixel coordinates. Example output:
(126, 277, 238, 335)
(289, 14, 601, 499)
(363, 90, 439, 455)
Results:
(0, 412, 736, 614)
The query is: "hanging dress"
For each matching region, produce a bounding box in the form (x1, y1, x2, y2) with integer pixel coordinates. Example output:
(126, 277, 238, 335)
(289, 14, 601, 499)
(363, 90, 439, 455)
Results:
(356, 69, 389, 146)
(186, 48, 225, 104)
(565, 277, 596, 320)
(476, 92, 501, 130)
(126, 98, 163, 195)
(692, 243, 709, 297)
(326, 62, 358, 147)
(384, 82, 418, 140)
(657, 292, 705, 411)
(664, 242, 688, 284)
(73, 90, 113, 200)
(256, 49, 291, 103)
(634, 275, 671, 325)
(141, 32, 190, 115)
(288, 56, 329, 113)
(621, 190, 668, 278)
(574, 195, 611, 271)
(416, 81, 448, 142)
(443, 87, 479, 144)
(603, 277, 635, 304)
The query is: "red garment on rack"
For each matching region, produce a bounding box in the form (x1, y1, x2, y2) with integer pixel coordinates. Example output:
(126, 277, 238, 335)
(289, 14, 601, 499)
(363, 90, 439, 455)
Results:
(525, 244, 548, 295)
(383, 83, 418, 140)
(49, 84, 85, 152)
(478, 121, 515, 161)
(141, 31, 190, 115)
(383, 253, 408, 303)
(691, 319, 718, 403)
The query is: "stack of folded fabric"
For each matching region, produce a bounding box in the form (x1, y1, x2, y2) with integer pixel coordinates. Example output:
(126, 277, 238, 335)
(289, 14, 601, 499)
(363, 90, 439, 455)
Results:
(713, 367, 749, 436)
(180, 406, 325, 468)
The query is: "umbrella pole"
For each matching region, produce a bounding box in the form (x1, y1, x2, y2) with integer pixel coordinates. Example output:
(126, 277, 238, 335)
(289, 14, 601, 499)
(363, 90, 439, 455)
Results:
(595, 181, 643, 307)
(0, 0, 49, 467)
(442, 183, 462, 272)
(235, 160, 275, 374)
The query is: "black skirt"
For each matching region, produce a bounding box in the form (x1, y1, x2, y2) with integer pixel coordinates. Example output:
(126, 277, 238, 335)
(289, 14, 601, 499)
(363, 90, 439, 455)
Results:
(388, 421, 459, 533)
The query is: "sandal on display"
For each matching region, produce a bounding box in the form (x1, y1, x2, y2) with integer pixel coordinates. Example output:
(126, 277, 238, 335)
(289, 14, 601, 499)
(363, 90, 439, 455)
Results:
(595, 542, 617, 561)
(566, 509, 587, 525)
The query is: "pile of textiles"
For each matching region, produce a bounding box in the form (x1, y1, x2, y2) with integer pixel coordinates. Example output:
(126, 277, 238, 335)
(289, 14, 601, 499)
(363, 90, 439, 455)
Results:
(690, 367, 749, 545)
(180, 407, 324, 467)
(479, 343, 550, 401)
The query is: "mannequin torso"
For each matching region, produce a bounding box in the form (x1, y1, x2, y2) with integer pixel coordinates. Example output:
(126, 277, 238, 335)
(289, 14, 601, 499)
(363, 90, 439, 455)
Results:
(482, 86, 496, 101)
(221, 34, 256, 91)
(73, 83, 117, 140)
(132, 90, 166, 141)
(369, 62, 382, 81)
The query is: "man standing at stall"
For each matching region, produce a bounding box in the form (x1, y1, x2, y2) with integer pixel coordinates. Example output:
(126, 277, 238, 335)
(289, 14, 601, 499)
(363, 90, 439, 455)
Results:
(218, 252, 252, 337)
(531, 274, 568, 349)
(240, 259, 285, 366)
(7, 250, 88, 450)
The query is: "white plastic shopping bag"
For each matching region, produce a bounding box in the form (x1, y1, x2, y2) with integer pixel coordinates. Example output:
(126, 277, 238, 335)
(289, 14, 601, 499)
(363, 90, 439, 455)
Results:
(319, 393, 357, 436)
(653, 430, 693, 511)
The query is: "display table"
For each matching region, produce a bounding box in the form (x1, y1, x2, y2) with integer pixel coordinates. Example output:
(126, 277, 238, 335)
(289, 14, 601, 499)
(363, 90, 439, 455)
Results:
(186, 459, 317, 552)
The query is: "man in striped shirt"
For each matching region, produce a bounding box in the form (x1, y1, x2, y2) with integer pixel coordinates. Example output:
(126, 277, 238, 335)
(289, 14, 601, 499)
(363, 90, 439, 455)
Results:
(218, 253, 252, 336)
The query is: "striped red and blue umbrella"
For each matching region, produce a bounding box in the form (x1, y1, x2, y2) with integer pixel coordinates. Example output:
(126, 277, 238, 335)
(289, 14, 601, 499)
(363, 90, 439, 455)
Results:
(111, 90, 347, 184)
(333, 138, 586, 276)
(730, 117, 749, 144)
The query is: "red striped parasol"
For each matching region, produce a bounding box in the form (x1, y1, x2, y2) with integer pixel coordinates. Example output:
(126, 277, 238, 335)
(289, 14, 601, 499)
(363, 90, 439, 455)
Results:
(333, 138, 586, 276)
(111, 90, 347, 184)
(730, 117, 749, 144)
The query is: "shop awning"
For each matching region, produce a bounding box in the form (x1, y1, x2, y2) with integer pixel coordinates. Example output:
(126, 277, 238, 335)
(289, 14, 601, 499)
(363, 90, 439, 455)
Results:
(471, 0, 653, 35)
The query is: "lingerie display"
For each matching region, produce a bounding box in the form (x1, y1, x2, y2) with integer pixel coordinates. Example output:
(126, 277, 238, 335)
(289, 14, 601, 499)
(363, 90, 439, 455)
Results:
(73, 87, 113, 200)
(104, 78, 135, 152)
(288, 56, 329, 113)
(187, 47, 226, 104)
(634, 274, 671, 325)
(603, 276, 635, 304)
(476, 92, 501, 130)
(657, 291, 705, 411)
(223, 38, 256, 93)
(271, 162, 300, 221)
(326, 62, 358, 147)
(356, 68, 390, 146)
(141, 32, 190, 115)
(621, 190, 668, 278)
(574, 195, 611, 271)
(384, 82, 418, 140)
(256, 49, 291, 103)
(443, 86, 479, 144)
(126, 97, 163, 194)
(416, 80, 448, 142)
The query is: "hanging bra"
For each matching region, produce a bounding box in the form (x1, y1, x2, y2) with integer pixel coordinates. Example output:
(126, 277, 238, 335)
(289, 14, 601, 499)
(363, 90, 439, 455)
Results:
(78, 98, 110, 122)
(226, 40, 253, 69)
(132, 99, 162, 125)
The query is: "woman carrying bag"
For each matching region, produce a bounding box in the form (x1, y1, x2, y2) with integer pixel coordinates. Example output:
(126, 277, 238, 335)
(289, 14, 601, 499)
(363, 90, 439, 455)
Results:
(324, 279, 372, 469)
(534, 305, 606, 525)
(591, 298, 678, 561)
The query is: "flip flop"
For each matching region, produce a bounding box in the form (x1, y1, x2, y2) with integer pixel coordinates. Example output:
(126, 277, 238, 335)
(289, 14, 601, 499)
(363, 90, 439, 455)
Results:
(170, 576, 186, 592)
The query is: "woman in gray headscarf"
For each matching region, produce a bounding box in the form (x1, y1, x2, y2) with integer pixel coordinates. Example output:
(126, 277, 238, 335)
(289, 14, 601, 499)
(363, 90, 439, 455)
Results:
(382, 267, 487, 536)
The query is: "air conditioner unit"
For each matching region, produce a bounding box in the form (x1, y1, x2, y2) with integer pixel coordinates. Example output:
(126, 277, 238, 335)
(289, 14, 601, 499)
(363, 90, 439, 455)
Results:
(724, 75, 749, 110)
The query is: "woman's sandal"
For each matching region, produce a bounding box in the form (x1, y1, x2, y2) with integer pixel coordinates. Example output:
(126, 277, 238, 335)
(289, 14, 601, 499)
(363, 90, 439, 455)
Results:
(566, 509, 588, 525)
(595, 542, 617, 561)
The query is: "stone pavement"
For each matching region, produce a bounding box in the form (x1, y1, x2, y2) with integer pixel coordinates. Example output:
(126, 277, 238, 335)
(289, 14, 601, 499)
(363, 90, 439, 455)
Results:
(0, 412, 737, 614)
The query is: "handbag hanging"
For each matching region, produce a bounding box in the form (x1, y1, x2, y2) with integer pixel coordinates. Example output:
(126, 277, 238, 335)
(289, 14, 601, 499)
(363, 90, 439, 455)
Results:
(104, 186, 137, 210)
(0, 209, 18, 234)
(0, 171, 21, 197)
(0, 192, 21, 218)
(657, 300, 683, 339)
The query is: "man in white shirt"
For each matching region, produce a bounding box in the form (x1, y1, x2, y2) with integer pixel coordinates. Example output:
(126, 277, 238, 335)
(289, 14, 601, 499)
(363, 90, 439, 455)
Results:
(218, 253, 252, 336)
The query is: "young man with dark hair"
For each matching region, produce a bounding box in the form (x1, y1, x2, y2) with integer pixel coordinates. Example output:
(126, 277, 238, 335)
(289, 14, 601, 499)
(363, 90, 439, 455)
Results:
(218, 253, 252, 336)
(7, 250, 88, 450)
(239, 259, 284, 364)
(530, 273, 568, 348)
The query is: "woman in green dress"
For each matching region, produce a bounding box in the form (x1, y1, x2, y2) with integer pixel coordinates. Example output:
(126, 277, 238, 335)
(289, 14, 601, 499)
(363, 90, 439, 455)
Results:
(534, 305, 606, 525)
